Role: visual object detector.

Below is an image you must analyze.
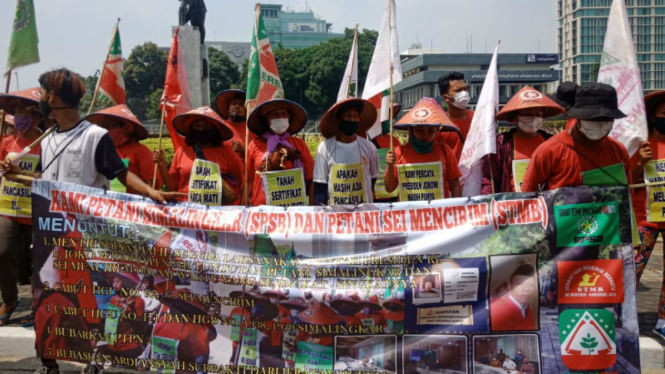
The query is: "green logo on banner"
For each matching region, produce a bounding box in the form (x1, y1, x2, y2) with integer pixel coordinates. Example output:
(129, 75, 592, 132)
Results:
(559, 309, 617, 370)
(554, 202, 620, 247)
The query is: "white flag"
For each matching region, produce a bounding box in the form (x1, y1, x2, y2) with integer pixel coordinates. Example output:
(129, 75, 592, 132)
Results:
(597, 0, 647, 157)
(459, 42, 500, 197)
(337, 27, 359, 102)
(361, 0, 402, 139)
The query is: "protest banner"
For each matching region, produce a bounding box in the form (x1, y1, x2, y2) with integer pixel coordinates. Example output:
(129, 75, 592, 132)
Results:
(32, 180, 640, 374)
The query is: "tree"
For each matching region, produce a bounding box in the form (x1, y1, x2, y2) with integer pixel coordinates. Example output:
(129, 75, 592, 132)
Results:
(208, 47, 241, 101)
(124, 42, 168, 119)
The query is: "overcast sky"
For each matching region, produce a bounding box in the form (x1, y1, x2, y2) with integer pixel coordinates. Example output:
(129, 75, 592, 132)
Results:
(0, 0, 556, 92)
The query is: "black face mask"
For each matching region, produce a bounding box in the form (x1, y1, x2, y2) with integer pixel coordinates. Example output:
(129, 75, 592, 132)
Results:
(229, 114, 246, 123)
(39, 100, 52, 119)
(339, 120, 360, 136)
(190, 129, 213, 145)
(654, 117, 665, 135)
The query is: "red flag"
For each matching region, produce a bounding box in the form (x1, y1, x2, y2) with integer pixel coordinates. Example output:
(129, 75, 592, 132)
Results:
(161, 29, 192, 151)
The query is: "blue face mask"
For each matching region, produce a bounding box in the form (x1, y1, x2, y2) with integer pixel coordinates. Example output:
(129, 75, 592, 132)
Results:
(410, 134, 433, 154)
(13, 115, 32, 132)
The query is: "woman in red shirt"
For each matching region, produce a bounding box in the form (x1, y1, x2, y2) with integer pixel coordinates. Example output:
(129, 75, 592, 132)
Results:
(246, 99, 314, 206)
(86, 104, 161, 193)
(154, 106, 244, 205)
(0, 88, 43, 327)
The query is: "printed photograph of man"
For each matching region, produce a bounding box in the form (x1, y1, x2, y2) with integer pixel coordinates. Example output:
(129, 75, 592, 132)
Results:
(489, 254, 539, 331)
(413, 273, 443, 304)
(334, 335, 397, 373)
(402, 335, 467, 373)
(472, 335, 540, 374)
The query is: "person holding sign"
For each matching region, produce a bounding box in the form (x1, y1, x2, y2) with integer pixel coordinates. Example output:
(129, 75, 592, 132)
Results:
(154, 106, 244, 205)
(314, 98, 379, 205)
(0, 88, 43, 327)
(384, 105, 463, 201)
(631, 90, 665, 337)
(86, 104, 161, 193)
(213, 89, 256, 159)
(246, 99, 314, 206)
(481, 86, 563, 194)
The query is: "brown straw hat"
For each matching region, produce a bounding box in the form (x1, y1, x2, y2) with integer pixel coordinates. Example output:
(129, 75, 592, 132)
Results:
(330, 296, 362, 316)
(213, 89, 246, 120)
(495, 86, 565, 121)
(319, 98, 377, 139)
(86, 104, 149, 140)
(0, 87, 41, 115)
(173, 106, 234, 140)
(247, 99, 308, 136)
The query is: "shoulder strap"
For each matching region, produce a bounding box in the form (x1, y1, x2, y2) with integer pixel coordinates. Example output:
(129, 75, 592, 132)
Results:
(553, 137, 627, 186)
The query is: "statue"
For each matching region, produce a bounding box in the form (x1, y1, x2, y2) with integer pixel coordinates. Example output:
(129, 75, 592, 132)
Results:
(179, 0, 207, 44)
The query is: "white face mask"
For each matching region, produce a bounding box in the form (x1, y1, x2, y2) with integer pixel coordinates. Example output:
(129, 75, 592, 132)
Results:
(450, 91, 470, 109)
(290, 309, 299, 317)
(517, 116, 544, 134)
(269, 297, 278, 304)
(579, 120, 614, 140)
(269, 118, 290, 135)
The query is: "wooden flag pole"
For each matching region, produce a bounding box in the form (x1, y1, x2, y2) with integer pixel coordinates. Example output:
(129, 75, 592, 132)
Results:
(388, 0, 395, 151)
(0, 110, 6, 139)
(152, 104, 168, 189)
(88, 18, 121, 115)
(5, 70, 12, 93)
(242, 102, 250, 206)
(345, 25, 359, 99)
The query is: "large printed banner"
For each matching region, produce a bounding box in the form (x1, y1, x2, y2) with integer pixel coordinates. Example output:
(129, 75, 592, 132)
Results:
(31, 180, 641, 374)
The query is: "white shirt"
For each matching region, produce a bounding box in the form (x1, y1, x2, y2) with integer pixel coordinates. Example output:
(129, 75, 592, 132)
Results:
(313, 137, 379, 202)
(502, 359, 516, 370)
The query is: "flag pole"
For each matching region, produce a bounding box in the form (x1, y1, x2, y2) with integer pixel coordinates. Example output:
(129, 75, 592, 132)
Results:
(152, 104, 168, 189)
(4, 70, 11, 93)
(243, 4, 261, 206)
(388, 0, 395, 151)
(345, 25, 359, 99)
(88, 18, 121, 115)
(0, 126, 56, 178)
(0, 110, 5, 139)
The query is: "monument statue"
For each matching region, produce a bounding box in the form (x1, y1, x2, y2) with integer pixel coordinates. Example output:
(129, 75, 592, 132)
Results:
(179, 0, 207, 44)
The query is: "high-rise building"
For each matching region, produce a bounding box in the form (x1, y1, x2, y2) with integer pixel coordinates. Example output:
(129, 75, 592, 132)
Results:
(557, 0, 665, 91)
(260, 4, 345, 49)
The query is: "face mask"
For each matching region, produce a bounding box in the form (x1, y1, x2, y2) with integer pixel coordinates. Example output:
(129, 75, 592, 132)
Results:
(270, 118, 290, 135)
(108, 128, 129, 146)
(39, 100, 53, 119)
(363, 307, 372, 314)
(654, 117, 665, 134)
(450, 91, 470, 109)
(190, 129, 214, 145)
(229, 114, 246, 123)
(516, 116, 544, 134)
(290, 309, 299, 317)
(13, 116, 32, 132)
(339, 120, 360, 136)
(269, 297, 278, 304)
(410, 134, 434, 154)
(579, 120, 614, 140)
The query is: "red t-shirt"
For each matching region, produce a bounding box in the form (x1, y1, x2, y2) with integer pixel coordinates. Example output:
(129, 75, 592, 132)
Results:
(490, 293, 537, 331)
(168, 145, 244, 203)
(521, 130, 631, 192)
(224, 120, 257, 148)
(116, 141, 162, 193)
(0, 134, 41, 224)
(153, 319, 216, 359)
(247, 136, 314, 206)
(390, 142, 462, 199)
(631, 136, 665, 229)
(510, 133, 547, 192)
(108, 295, 145, 353)
(438, 109, 474, 161)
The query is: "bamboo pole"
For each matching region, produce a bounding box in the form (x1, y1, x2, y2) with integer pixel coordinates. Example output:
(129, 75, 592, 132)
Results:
(0, 126, 57, 178)
(345, 25, 359, 99)
(5, 70, 12, 93)
(87, 18, 121, 115)
(388, 0, 395, 151)
(4, 173, 34, 182)
(0, 110, 6, 139)
(152, 104, 168, 189)
(243, 4, 262, 206)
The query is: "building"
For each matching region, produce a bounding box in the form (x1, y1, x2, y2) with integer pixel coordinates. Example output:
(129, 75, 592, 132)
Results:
(260, 3, 345, 50)
(206, 41, 252, 69)
(557, 0, 665, 91)
(394, 53, 560, 111)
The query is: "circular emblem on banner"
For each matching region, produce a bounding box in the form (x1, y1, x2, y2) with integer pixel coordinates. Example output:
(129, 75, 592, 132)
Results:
(232, 45, 244, 58)
(578, 216, 598, 235)
(302, 309, 314, 318)
(412, 108, 432, 120)
(520, 90, 542, 101)
(12, 0, 31, 32)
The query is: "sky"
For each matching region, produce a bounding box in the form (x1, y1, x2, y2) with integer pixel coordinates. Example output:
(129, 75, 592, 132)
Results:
(0, 0, 557, 92)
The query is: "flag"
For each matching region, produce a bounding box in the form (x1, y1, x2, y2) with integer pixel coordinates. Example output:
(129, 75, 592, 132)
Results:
(97, 24, 125, 106)
(5, 0, 40, 75)
(246, 4, 284, 114)
(459, 42, 500, 197)
(337, 27, 359, 102)
(161, 29, 192, 151)
(362, 0, 402, 139)
(597, 0, 647, 157)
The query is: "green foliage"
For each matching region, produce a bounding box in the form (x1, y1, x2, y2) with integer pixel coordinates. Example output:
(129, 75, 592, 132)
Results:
(208, 47, 241, 101)
(124, 42, 168, 119)
(141, 137, 175, 166)
(145, 88, 164, 120)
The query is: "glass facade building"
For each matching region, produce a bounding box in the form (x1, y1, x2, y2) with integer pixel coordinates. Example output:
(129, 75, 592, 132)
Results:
(260, 4, 345, 50)
(557, 0, 665, 91)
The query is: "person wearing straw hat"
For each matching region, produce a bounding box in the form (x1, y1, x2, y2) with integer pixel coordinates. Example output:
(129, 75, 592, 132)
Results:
(330, 295, 362, 326)
(354, 296, 386, 330)
(521, 83, 630, 193)
(279, 297, 308, 368)
(246, 99, 314, 206)
(384, 99, 463, 201)
(314, 98, 379, 205)
(86, 104, 161, 193)
(294, 302, 344, 351)
(481, 86, 563, 194)
(213, 89, 256, 159)
(381, 298, 405, 334)
(107, 273, 146, 358)
(239, 297, 280, 367)
(0, 88, 43, 328)
(631, 90, 665, 337)
(154, 106, 244, 205)
(226, 290, 254, 366)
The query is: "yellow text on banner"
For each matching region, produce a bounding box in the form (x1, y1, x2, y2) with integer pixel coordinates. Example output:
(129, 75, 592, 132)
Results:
(398, 162, 443, 202)
(0, 153, 39, 218)
(645, 159, 665, 222)
(188, 159, 222, 206)
(512, 159, 530, 193)
(110, 159, 129, 193)
(375, 148, 398, 200)
(261, 168, 307, 207)
(329, 163, 367, 205)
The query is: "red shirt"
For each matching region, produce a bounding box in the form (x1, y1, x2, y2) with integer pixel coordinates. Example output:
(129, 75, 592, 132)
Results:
(224, 120, 257, 148)
(631, 135, 665, 229)
(247, 136, 314, 206)
(509, 132, 547, 192)
(390, 142, 462, 199)
(0, 134, 41, 224)
(169, 145, 244, 203)
(153, 319, 216, 359)
(490, 293, 537, 331)
(438, 109, 474, 161)
(521, 129, 631, 192)
(116, 141, 161, 193)
(108, 295, 145, 352)
(35, 292, 91, 359)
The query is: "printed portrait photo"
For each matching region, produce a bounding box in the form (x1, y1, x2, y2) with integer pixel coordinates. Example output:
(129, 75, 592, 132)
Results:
(489, 253, 539, 332)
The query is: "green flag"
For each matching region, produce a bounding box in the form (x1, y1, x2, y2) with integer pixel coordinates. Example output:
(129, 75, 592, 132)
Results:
(5, 0, 40, 75)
